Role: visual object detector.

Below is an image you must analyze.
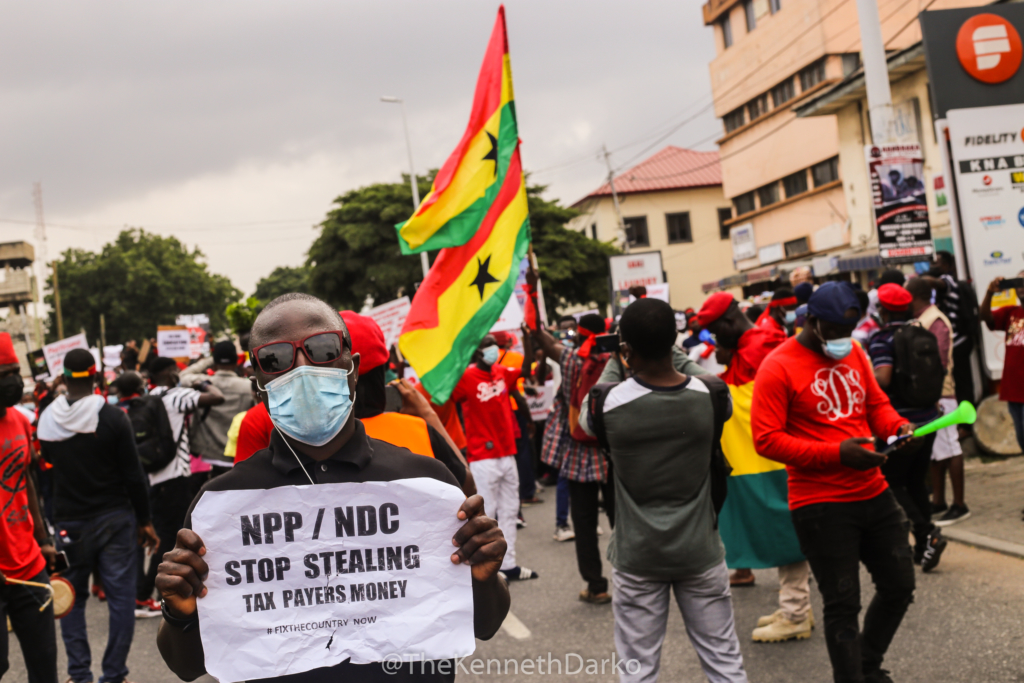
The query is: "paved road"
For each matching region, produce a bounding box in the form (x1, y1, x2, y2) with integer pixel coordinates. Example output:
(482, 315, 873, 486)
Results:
(9, 495, 1024, 682)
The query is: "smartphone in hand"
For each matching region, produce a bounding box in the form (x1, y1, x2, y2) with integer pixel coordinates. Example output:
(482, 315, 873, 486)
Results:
(1001, 278, 1024, 290)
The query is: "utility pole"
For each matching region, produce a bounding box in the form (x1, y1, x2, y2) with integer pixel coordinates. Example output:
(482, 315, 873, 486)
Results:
(52, 259, 64, 340)
(601, 145, 630, 254)
(32, 182, 47, 344)
(855, 0, 895, 143)
(381, 96, 431, 278)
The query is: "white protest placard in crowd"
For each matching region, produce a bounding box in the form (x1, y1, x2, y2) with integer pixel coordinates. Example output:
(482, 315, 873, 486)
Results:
(157, 326, 191, 359)
(42, 333, 89, 377)
(191, 478, 474, 682)
(102, 345, 123, 370)
(368, 297, 411, 351)
(527, 381, 554, 422)
(628, 282, 670, 305)
(490, 294, 523, 333)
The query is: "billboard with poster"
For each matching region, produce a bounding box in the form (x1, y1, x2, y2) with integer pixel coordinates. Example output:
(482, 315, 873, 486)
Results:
(866, 143, 933, 264)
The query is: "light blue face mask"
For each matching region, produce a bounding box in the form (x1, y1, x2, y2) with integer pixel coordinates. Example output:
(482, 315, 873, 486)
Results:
(107, 395, 119, 406)
(480, 346, 500, 366)
(817, 323, 853, 360)
(261, 365, 354, 447)
(784, 310, 797, 325)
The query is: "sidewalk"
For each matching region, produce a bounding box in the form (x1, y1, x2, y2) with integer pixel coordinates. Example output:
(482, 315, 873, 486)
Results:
(941, 453, 1024, 559)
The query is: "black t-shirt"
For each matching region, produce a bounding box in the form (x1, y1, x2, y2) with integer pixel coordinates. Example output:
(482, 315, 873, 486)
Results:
(183, 419, 461, 683)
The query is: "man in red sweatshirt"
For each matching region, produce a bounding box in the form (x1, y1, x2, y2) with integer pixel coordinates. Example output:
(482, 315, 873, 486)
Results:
(751, 281, 915, 683)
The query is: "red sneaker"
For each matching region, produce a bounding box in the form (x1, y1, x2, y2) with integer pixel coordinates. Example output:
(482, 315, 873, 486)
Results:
(91, 584, 107, 601)
(135, 599, 162, 619)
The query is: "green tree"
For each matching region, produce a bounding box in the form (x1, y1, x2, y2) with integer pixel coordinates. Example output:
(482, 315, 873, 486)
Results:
(46, 229, 241, 344)
(527, 182, 619, 314)
(306, 172, 618, 315)
(253, 265, 312, 301)
(307, 174, 433, 310)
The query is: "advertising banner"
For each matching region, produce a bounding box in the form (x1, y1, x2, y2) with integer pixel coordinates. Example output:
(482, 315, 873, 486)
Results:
(866, 143, 934, 264)
(947, 102, 1024, 376)
(191, 478, 474, 682)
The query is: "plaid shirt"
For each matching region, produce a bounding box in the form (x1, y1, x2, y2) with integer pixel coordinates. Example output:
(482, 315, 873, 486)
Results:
(539, 348, 608, 483)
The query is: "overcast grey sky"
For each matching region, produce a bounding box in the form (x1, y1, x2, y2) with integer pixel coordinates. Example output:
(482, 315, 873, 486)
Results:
(0, 1, 719, 297)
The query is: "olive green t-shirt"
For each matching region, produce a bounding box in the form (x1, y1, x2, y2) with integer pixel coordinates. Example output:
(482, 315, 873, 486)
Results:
(581, 374, 725, 577)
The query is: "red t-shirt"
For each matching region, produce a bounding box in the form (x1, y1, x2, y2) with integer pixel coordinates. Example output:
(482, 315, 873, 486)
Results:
(451, 364, 521, 462)
(991, 306, 1024, 403)
(751, 337, 907, 509)
(0, 409, 45, 580)
(234, 402, 274, 464)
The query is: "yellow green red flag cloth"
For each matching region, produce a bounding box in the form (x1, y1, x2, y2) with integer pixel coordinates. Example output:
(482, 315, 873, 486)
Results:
(395, 6, 520, 255)
(717, 326, 805, 568)
(398, 147, 531, 404)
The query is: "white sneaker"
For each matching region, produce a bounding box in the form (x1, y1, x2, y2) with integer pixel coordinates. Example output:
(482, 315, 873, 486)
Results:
(553, 526, 575, 542)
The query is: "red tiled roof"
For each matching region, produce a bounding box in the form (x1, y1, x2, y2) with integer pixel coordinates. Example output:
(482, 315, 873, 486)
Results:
(578, 146, 721, 204)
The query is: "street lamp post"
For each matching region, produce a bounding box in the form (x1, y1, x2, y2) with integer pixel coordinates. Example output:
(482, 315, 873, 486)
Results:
(381, 96, 430, 278)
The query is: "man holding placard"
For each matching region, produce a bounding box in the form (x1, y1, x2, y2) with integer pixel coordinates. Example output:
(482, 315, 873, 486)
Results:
(155, 293, 509, 682)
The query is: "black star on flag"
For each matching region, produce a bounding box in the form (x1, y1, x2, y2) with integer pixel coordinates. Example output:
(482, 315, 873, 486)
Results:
(469, 255, 500, 299)
(482, 131, 498, 177)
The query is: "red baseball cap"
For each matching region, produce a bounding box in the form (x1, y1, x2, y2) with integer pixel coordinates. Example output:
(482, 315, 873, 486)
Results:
(0, 333, 17, 366)
(877, 283, 912, 312)
(696, 292, 735, 327)
(339, 311, 388, 375)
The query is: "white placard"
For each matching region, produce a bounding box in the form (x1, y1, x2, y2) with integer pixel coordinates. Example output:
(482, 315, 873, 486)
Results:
(191, 478, 475, 683)
(157, 329, 191, 358)
(608, 252, 664, 291)
(527, 382, 554, 421)
(730, 223, 757, 262)
(367, 297, 411, 351)
(628, 282, 670, 304)
(42, 333, 89, 377)
(102, 345, 123, 370)
(490, 294, 524, 333)
(176, 313, 210, 326)
(948, 103, 1024, 378)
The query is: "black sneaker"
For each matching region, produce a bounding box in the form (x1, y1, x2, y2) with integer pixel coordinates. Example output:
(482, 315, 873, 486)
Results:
(864, 669, 894, 683)
(921, 529, 948, 573)
(934, 504, 971, 527)
(931, 501, 948, 516)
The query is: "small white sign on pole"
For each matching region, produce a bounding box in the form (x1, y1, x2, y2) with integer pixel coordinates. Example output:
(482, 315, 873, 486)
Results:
(157, 328, 191, 359)
(190, 478, 474, 682)
(367, 297, 411, 351)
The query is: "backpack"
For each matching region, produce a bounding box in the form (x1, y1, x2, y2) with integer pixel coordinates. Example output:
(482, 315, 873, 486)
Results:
(124, 395, 181, 473)
(587, 374, 733, 524)
(566, 352, 611, 444)
(890, 323, 944, 408)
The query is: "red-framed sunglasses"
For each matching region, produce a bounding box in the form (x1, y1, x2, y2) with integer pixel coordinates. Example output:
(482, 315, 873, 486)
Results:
(251, 331, 349, 375)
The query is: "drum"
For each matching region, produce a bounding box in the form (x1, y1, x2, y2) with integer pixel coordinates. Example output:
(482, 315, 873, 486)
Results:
(50, 577, 75, 619)
(973, 395, 1023, 456)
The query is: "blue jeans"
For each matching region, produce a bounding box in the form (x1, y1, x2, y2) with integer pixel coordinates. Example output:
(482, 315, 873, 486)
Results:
(556, 475, 570, 527)
(56, 509, 138, 683)
(1008, 401, 1024, 453)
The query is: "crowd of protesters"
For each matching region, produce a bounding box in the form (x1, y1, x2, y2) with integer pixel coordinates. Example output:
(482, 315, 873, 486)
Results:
(1, 249, 1019, 683)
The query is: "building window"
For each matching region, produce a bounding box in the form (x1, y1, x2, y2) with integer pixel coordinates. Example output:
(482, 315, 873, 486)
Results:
(782, 170, 809, 198)
(590, 224, 598, 240)
(747, 93, 769, 122)
(623, 216, 649, 248)
(812, 156, 840, 187)
(734, 192, 756, 216)
(842, 53, 860, 76)
(770, 0, 781, 13)
(717, 208, 732, 239)
(724, 107, 746, 133)
(744, 0, 756, 32)
(757, 182, 779, 208)
(799, 59, 827, 92)
(770, 78, 794, 108)
(721, 15, 733, 48)
(665, 212, 692, 244)
(785, 237, 810, 258)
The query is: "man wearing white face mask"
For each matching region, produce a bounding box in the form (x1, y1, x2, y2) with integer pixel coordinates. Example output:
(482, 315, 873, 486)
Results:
(751, 281, 916, 683)
(451, 335, 538, 582)
(155, 293, 511, 683)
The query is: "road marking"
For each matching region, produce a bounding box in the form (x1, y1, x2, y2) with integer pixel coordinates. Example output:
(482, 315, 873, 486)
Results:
(501, 610, 531, 640)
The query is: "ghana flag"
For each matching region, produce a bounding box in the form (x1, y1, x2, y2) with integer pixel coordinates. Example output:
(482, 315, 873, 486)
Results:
(398, 147, 530, 403)
(717, 326, 805, 569)
(395, 6, 519, 255)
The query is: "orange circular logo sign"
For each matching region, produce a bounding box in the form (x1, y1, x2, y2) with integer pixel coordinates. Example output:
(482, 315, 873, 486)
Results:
(956, 14, 1023, 84)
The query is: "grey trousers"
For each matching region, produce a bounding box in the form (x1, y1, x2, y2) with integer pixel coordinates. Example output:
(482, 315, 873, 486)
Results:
(612, 561, 747, 683)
